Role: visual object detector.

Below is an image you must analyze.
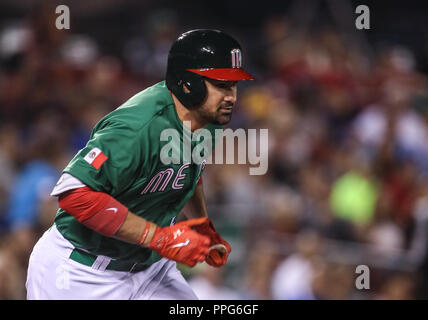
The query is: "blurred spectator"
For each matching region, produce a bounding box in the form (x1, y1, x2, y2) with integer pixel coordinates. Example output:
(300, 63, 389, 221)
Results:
(240, 241, 278, 300)
(5, 113, 69, 232)
(0, 239, 26, 299)
(270, 229, 322, 300)
(311, 261, 355, 300)
(0, 124, 19, 232)
(329, 170, 379, 226)
(375, 272, 415, 300)
(188, 263, 241, 300)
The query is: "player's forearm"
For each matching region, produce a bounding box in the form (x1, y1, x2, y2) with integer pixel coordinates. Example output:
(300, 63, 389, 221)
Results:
(58, 186, 154, 246)
(113, 210, 155, 246)
(180, 182, 208, 220)
(58, 186, 211, 267)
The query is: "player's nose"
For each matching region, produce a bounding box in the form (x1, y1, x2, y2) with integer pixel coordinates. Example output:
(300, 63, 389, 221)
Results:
(224, 89, 237, 105)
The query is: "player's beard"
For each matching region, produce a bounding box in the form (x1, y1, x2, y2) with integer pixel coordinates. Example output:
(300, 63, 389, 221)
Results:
(196, 102, 234, 125)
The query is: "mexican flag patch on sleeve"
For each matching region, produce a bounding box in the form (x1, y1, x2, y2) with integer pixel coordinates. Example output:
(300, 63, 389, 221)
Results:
(84, 147, 108, 169)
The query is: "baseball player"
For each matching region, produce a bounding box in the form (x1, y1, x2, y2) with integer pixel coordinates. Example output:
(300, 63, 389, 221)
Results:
(26, 29, 255, 300)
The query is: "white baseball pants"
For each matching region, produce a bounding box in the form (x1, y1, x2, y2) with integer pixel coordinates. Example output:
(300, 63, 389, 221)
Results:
(26, 225, 198, 300)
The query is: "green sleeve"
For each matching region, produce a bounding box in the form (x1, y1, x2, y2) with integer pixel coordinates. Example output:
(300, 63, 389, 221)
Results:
(64, 120, 146, 196)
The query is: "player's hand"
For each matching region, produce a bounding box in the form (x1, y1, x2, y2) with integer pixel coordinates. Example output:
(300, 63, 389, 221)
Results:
(192, 219, 231, 267)
(147, 218, 210, 267)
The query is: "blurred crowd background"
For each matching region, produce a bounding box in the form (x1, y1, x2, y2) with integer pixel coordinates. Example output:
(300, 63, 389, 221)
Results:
(1, 0, 428, 300)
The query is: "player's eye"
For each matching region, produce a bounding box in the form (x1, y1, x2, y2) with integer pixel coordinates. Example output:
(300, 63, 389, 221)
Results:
(216, 81, 237, 89)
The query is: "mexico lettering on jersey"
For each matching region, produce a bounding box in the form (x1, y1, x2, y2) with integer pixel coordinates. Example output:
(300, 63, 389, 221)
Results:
(54, 81, 220, 266)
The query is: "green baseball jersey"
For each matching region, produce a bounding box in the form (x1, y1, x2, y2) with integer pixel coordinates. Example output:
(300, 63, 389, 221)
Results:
(54, 81, 221, 266)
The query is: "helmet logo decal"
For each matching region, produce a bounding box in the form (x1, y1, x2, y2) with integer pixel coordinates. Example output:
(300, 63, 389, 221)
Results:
(231, 48, 242, 68)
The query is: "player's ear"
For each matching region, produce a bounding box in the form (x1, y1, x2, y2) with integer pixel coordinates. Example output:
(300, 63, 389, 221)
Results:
(182, 82, 191, 94)
(178, 80, 191, 94)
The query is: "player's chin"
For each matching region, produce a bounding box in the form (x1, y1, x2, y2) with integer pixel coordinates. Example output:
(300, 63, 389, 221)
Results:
(215, 112, 232, 125)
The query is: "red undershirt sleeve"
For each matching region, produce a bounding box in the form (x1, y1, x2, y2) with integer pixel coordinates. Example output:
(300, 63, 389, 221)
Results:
(58, 187, 128, 237)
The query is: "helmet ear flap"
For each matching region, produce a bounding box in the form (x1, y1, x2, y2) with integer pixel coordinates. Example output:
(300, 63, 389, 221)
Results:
(167, 70, 207, 109)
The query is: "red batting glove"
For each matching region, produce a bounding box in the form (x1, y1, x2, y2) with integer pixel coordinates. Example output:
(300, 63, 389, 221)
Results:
(192, 219, 231, 267)
(144, 218, 211, 267)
